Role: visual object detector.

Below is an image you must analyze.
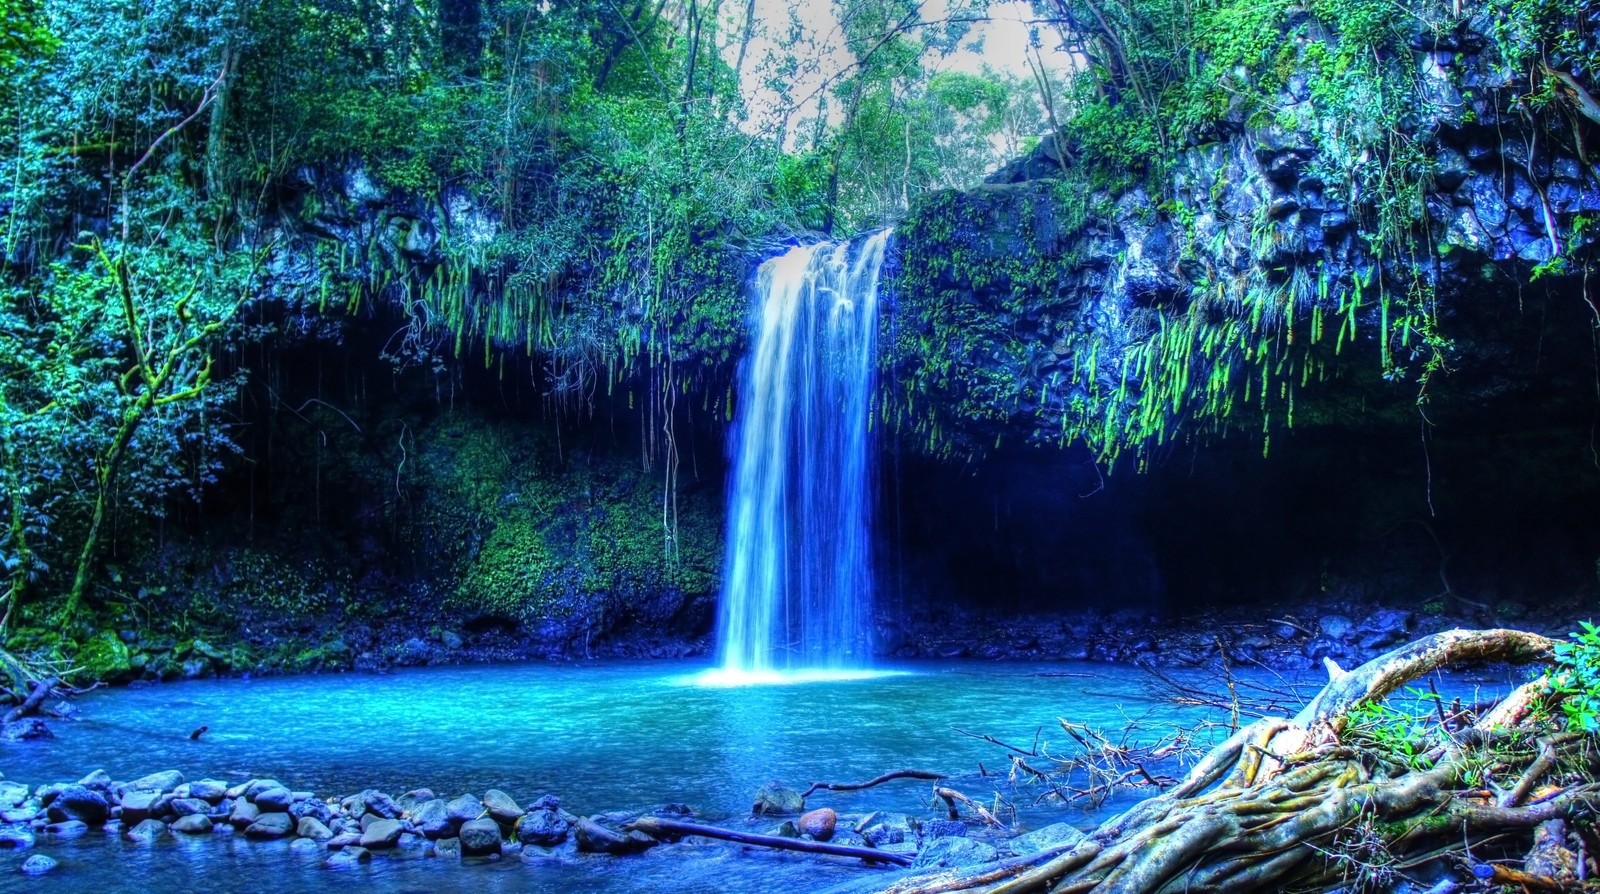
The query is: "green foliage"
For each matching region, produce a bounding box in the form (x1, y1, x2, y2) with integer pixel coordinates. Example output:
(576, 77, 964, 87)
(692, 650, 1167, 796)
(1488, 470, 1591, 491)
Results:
(1551, 621, 1600, 733)
(74, 629, 132, 684)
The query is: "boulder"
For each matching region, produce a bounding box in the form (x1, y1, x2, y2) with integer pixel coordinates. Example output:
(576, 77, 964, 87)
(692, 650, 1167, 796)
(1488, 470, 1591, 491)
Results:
(0, 719, 51, 741)
(798, 807, 837, 841)
(123, 819, 167, 842)
(326, 832, 362, 850)
(228, 800, 261, 829)
(920, 819, 968, 840)
(0, 828, 35, 849)
(359, 818, 404, 849)
(240, 779, 285, 801)
(245, 812, 295, 839)
(573, 816, 656, 855)
(298, 817, 334, 840)
(914, 837, 999, 870)
(446, 794, 483, 825)
(289, 798, 334, 826)
(171, 815, 213, 835)
(412, 799, 453, 839)
(458, 817, 503, 857)
(1318, 614, 1355, 641)
(119, 791, 161, 825)
(252, 786, 294, 812)
(483, 789, 523, 826)
(397, 789, 435, 813)
(1008, 822, 1087, 856)
(515, 807, 572, 847)
(184, 780, 229, 803)
(169, 798, 210, 817)
(46, 785, 108, 826)
(289, 836, 320, 852)
(350, 789, 401, 820)
(752, 783, 804, 816)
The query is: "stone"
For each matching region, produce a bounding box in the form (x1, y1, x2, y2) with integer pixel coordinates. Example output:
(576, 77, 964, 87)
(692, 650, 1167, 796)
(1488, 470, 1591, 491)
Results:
(245, 812, 295, 839)
(914, 836, 999, 870)
(458, 817, 503, 857)
(289, 798, 334, 826)
(171, 815, 213, 834)
(359, 818, 403, 849)
(241, 779, 285, 801)
(752, 783, 804, 816)
(46, 785, 108, 825)
(169, 798, 210, 817)
(125, 771, 184, 794)
(252, 786, 294, 812)
(397, 789, 435, 813)
(326, 847, 371, 869)
(1, 719, 52, 741)
(0, 828, 35, 849)
(351, 789, 401, 819)
(44, 820, 88, 839)
(858, 813, 909, 848)
(298, 817, 334, 840)
(76, 770, 112, 793)
(1009, 822, 1087, 856)
(921, 819, 968, 840)
(483, 789, 522, 826)
(0, 807, 38, 824)
(119, 791, 161, 825)
(446, 794, 483, 826)
(123, 819, 167, 842)
(514, 807, 572, 847)
(326, 832, 361, 850)
(412, 799, 454, 839)
(289, 836, 320, 852)
(18, 854, 57, 875)
(228, 800, 261, 829)
(798, 807, 837, 841)
(1318, 615, 1355, 641)
(434, 837, 461, 858)
(0, 781, 29, 807)
(185, 780, 229, 803)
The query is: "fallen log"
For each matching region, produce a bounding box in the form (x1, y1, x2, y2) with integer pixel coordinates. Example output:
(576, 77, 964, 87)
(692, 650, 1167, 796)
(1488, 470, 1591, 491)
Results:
(3, 676, 57, 724)
(802, 769, 947, 799)
(625, 815, 914, 866)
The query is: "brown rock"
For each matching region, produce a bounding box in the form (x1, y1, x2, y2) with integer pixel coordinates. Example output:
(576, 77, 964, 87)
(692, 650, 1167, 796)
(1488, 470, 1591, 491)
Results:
(798, 807, 837, 841)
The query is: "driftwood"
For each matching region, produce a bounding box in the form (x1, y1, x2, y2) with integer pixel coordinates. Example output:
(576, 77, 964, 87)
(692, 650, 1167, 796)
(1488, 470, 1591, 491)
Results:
(866, 628, 1600, 894)
(3, 676, 57, 724)
(625, 815, 913, 866)
(802, 769, 946, 799)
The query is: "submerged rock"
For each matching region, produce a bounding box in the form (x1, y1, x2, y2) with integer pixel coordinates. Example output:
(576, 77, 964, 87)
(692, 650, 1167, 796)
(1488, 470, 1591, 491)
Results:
(751, 783, 804, 816)
(171, 815, 213, 835)
(18, 854, 57, 875)
(124, 819, 167, 842)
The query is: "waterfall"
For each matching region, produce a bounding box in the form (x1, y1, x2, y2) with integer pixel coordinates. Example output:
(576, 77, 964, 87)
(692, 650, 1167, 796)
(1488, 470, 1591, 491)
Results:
(715, 230, 890, 678)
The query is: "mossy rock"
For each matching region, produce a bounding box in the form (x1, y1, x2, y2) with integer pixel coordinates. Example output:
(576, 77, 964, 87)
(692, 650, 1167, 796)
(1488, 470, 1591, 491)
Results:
(75, 631, 134, 684)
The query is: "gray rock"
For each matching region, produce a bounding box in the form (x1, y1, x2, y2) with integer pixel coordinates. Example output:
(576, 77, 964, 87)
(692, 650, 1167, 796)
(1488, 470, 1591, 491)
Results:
(483, 789, 522, 826)
(1009, 822, 1086, 856)
(921, 819, 968, 840)
(573, 816, 655, 855)
(397, 789, 435, 813)
(184, 780, 229, 803)
(169, 798, 210, 817)
(245, 812, 295, 839)
(253, 786, 294, 812)
(1318, 615, 1355, 641)
(76, 770, 112, 793)
(446, 794, 483, 825)
(18, 854, 57, 875)
(359, 818, 403, 849)
(434, 837, 461, 857)
(515, 808, 571, 847)
(46, 785, 108, 826)
(858, 812, 910, 848)
(459, 817, 503, 857)
(123, 819, 167, 842)
(0, 781, 29, 807)
(240, 779, 284, 801)
(171, 814, 213, 834)
(412, 799, 453, 839)
(325, 846, 371, 869)
(125, 771, 184, 794)
(752, 783, 804, 816)
(1, 720, 52, 741)
(119, 791, 161, 825)
(228, 800, 261, 829)
(289, 836, 320, 852)
(298, 817, 334, 840)
(0, 827, 35, 849)
(326, 832, 361, 850)
(289, 798, 334, 826)
(351, 789, 401, 820)
(914, 836, 999, 870)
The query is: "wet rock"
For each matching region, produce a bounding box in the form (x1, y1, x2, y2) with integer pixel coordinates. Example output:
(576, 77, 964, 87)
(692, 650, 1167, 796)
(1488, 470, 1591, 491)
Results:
(119, 791, 160, 825)
(253, 786, 294, 812)
(0, 828, 35, 849)
(359, 818, 403, 849)
(169, 798, 210, 817)
(326, 832, 361, 850)
(228, 800, 261, 829)
(239, 779, 284, 801)
(171, 815, 213, 834)
(1318, 615, 1354, 641)
(1009, 822, 1087, 856)
(297, 817, 334, 840)
(245, 812, 295, 839)
(126, 771, 184, 794)
(920, 820, 968, 840)
(123, 819, 167, 842)
(459, 817, 503, 857)
(44, 820, 88, 839)
(46, 785, 108, 826)
(515, 806, 572, 847)
(752, 783, 804, 816)
(289, 798, 334, 826)
(446, 794, 483, 826)
(289, 836, 320, 853)
(799, 807, 837, 841)
(0, 781, 30, 807)
(18, 854, 57, 875)
(76, 770, 112, 794)
(1, 719, 52, 741)
(412, 799, 453, 839)
(914, 837, 999, 870)
(397, 789, 435, 813)
(483, 789, 522, 826)
(350, 789, 401, 820)
(184, 780, 228, 804)
(858, 813, 909, 847)
(326, 846, 372, 869)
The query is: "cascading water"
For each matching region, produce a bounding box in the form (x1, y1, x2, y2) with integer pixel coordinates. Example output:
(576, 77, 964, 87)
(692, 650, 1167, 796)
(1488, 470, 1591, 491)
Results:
(714, 230, 891, 680)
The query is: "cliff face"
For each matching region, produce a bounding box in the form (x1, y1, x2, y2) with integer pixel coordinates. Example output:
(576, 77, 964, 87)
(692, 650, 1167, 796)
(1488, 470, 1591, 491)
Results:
(884, 13, 1600, 464)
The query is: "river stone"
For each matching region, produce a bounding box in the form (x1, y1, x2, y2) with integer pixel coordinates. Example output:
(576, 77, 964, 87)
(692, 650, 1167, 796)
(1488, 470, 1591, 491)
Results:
(752, 783, 804, 816)
(46, 785, 108, 825)
(0, 827, 35, 849)
(483, 789, 522, 826)
(298, 817, 334, 840)
(184, 780, 229, 803)
(326, 846, 372, 869)
(1318, 614, 1355, 641)
(921, 819, 967, 840)
(77, 770, 112, 793)
(858, 813, 909, 847)
(398, 789, 435, 813)
(573, 817, 656, 855)
(446, 794, 482, 825)
(169, 797, 210, 817)
(0, 807, 36, 824)
(18, 854, 57, 875)
(126, 771, 184, 794)
(458, 817, 502, 857)
(0, 719, 51, 741)
(228, 800, 260, 829)
(44, 820, 88, 839)
(1009, 822, 1087, 856)
(119, 790, 161, 824)
(124, 819, 167, 842)
(412, 799, 453, 839)
(434, 836, 461, 857)
(359, 818, 403, 849)
(326, 832, 361, 850)
(245, 812, 295, 839)
(253, 786, 294, 812)
(347, 789, 401, 820)
(798, 807, 837, 841)
(515, 807, 571, 846)
(0, 781, 29, 807)
(241, 779, 285, 801)
(289, 798, 334, 826)
(171, 815, 213, 834)
(289, 836, 320, 853)
(914, 836, 999, 870)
